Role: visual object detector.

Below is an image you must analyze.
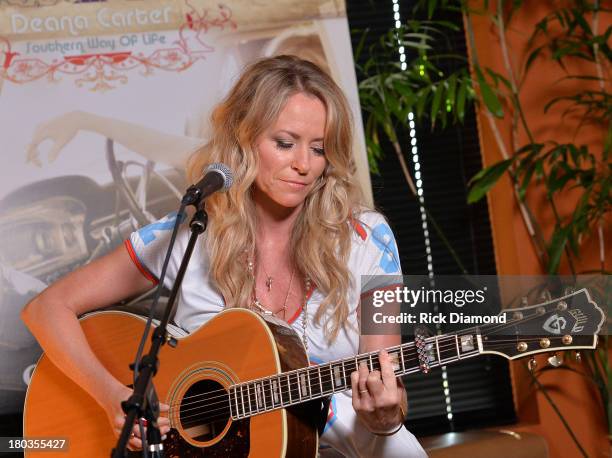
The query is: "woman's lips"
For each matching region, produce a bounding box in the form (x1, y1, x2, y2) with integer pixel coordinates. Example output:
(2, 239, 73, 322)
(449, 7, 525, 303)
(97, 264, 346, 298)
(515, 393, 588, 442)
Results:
(281, 179, 308, 188)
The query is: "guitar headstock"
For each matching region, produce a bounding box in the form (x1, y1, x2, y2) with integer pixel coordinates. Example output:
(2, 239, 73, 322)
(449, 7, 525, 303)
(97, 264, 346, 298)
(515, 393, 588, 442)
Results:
(479, 288, 605, 360)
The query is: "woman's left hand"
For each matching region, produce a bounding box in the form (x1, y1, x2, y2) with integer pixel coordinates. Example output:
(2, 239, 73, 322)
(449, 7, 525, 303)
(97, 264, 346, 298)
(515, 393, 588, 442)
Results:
(350, 349, 406, 434)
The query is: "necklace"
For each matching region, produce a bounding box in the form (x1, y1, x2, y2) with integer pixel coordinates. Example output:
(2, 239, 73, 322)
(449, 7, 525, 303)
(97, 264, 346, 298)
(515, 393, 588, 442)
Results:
(255, 255, 280, 292)
(252, 268, 295, 318)
(262, 263, 273, 292)
(249, 261, 311, 352)
(302, 277, 311, 352)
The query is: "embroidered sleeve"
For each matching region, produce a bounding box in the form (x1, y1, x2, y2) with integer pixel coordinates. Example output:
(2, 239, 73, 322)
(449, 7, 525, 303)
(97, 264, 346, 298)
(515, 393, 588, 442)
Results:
(355, 213, 403, 297)
(125, 211, 187, 287)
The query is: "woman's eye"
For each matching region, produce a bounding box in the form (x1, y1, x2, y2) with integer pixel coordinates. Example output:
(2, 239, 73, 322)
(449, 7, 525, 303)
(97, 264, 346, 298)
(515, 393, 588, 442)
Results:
(312, 147, 325, 156)
(275, 140, 293, 149)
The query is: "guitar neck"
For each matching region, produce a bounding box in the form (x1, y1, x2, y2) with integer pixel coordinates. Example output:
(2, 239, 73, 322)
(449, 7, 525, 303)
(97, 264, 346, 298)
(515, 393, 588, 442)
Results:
(229, 330, 481, 420)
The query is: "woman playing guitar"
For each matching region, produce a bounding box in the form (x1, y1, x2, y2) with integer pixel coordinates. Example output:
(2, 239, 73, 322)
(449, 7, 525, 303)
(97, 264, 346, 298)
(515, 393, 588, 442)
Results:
(22, 55, 426, 457)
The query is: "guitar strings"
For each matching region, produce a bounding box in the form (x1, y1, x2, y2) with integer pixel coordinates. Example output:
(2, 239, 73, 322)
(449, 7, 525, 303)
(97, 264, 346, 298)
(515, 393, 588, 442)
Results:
(174, 335, 570, 426)
(164, 297, 583, 421)
(170, 310, 570, 413)
(170, 322, 579, 414)
(167, 308, 574, 415)
(170, 334, 579, 425)
(162, 307, 588, 424)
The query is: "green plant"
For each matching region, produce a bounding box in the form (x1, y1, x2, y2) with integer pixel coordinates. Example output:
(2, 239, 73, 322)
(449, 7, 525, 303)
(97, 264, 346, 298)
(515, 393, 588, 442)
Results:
(356, 0, 610, 452)
(355, 20, 470, 274)
(357, 0, 610, 275)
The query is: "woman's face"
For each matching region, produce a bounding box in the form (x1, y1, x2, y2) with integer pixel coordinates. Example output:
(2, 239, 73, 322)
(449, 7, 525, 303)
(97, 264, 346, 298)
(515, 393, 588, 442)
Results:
(253, 92, 327, 214)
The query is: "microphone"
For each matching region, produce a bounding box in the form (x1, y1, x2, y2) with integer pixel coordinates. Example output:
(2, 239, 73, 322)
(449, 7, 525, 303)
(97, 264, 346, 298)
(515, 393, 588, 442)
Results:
(182, 163, 233, 205)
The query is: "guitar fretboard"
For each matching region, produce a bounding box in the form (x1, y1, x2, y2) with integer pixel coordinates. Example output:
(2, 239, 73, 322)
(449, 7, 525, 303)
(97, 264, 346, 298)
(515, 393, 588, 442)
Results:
(228, 332, 480, 420)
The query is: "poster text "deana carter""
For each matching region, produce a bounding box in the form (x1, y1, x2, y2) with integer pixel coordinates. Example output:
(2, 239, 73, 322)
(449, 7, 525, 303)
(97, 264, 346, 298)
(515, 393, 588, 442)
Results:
(10, 7, 173, 37)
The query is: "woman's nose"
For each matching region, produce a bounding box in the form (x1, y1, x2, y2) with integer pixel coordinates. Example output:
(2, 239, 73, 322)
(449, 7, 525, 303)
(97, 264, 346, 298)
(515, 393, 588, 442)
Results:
(291, 146, 311, 174)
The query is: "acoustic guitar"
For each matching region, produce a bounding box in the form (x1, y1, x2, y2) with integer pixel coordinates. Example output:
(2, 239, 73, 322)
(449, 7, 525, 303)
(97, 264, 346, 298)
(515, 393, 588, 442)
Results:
(23, 288, 604, 457)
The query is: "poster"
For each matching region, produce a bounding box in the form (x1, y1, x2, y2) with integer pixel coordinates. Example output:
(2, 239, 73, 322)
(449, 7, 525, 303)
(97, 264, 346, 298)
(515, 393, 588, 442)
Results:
(0, 0, 368, 415)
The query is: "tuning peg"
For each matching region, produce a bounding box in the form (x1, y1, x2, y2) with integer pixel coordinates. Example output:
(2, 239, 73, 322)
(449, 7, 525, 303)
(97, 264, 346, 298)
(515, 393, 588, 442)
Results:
(541, 290, 552, 301)
(528, 357, 537, 372)
(547, 353, 563, 367)
(574, 351, 581, 363)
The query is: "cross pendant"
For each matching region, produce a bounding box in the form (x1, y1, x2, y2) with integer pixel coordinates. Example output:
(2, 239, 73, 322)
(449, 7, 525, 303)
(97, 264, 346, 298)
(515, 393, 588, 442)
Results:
(265, 276, 273, 291)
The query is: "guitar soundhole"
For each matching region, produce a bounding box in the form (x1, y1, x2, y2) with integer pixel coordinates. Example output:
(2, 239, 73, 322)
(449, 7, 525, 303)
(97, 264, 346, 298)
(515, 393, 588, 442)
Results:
(179, 379, 230, 443)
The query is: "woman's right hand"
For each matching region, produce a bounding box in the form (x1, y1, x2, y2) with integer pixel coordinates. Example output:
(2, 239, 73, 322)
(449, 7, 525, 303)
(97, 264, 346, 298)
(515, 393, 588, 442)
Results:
(26, 111, 85, 166)
(104, 384, 171, 451)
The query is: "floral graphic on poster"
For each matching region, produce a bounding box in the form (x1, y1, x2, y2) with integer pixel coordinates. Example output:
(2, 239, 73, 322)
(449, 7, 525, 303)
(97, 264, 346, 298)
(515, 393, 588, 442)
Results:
(0, 3, 235, 91)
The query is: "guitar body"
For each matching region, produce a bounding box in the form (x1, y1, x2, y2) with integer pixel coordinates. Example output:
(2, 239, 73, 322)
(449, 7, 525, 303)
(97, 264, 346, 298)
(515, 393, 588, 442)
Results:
(23, 309, 319, 457)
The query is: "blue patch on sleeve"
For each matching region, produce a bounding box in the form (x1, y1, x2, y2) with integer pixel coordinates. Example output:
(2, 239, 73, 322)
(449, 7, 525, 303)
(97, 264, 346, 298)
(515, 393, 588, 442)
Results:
(323, 395, 338, 433)
(136, 211, 184, 246)
(371, 223, 401, 273)
(309, 355, 338, 434)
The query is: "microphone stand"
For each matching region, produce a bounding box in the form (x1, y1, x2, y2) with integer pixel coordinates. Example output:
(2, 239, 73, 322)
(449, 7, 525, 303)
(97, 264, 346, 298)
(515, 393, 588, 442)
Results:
(111, 187, 208, 457)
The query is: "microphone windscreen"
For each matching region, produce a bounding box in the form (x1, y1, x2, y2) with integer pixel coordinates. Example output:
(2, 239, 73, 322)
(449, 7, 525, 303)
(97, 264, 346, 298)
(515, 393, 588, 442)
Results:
(205, 163, 233, 191)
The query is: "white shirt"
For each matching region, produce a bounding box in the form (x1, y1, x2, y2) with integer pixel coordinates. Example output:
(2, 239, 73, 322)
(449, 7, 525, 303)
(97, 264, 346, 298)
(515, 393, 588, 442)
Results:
(126, 211, 427, 457)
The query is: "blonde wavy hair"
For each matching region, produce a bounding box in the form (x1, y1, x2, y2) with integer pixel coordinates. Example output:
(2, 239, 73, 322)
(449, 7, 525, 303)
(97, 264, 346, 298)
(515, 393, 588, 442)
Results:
(187, 55, 364, 342)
